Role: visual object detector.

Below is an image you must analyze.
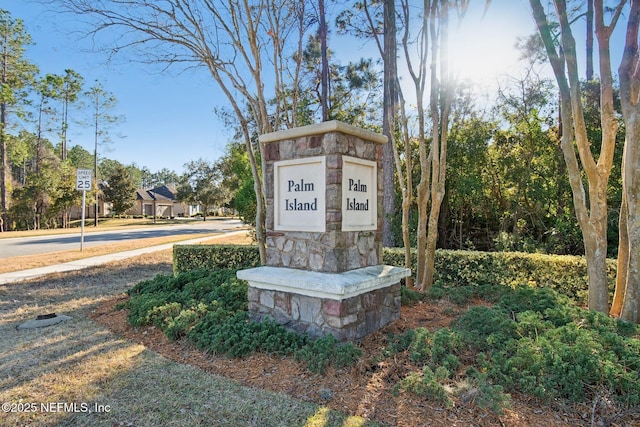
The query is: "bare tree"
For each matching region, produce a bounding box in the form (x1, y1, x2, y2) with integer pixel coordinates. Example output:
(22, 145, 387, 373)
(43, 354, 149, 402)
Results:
(49, 0, 312, 263)
(615, 0, 640, 322)
(397, 0, 458, 290)
(529, 0, 624, 313)
(350, 0, 461, 289)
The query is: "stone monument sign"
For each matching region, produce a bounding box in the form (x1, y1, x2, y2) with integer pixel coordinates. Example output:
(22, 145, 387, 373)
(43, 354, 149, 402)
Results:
(237, 120, 410, 341)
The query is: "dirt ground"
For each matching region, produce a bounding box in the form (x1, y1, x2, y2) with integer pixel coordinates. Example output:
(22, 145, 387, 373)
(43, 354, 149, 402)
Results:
(90, 291, 639, 427)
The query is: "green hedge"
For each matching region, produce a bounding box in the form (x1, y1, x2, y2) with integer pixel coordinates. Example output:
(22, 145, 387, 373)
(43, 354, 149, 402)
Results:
(173, 244, 261, 275)
(173, 245, 617, 304)
(384, 248, 616, 304)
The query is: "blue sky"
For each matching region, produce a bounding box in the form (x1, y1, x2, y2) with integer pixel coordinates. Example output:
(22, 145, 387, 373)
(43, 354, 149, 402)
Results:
(4, 0, 624, 174)
(5, 0, 232, 174)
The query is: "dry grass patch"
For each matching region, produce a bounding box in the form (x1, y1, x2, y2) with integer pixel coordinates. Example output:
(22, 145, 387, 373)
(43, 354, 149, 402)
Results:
(0, 234, 214, 274)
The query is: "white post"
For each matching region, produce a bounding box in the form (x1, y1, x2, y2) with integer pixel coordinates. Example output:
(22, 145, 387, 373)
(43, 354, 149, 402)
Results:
(80, 189, 86, 251)
(76, 169, 93, 252)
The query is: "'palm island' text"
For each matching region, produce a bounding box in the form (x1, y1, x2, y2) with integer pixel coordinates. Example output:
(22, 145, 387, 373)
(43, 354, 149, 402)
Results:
(346, 178, 369, 211)
(285, 179, 318, 211)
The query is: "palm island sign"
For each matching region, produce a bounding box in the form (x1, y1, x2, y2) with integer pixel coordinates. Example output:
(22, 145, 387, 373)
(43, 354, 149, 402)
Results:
(273, 155, 376, 232)
(274, 156, 326, 232)
(341, 156, 376, 231)
(239, 120, 410, 342)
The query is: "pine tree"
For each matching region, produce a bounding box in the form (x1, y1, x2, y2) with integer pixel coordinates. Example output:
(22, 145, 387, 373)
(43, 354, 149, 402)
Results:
(0, 10, 37, 231)
(103, 164, 136, 216)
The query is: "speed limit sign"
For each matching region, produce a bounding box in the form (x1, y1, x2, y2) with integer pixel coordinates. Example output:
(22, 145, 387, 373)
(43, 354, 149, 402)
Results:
(76, 169, 93, 191)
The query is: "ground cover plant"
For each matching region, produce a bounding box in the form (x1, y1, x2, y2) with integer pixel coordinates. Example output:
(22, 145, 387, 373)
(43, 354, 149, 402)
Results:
(123, 264, 640, 419)
(397, 283, 640, 414)
(124, 269, 361, 374)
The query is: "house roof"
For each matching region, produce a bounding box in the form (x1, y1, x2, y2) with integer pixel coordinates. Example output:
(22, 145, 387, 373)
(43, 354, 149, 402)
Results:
(136, 184, 178, 202)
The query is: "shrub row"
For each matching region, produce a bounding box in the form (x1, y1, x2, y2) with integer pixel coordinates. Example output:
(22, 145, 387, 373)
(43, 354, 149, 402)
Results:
(124, 268, 360, 374)
(386, 248, 618, 304)
(174, 245, 617, 304)
(173, 244, 260, 275)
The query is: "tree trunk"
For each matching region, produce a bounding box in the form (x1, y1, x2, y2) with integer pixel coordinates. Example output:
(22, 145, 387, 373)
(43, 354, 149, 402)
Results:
(382, 0, 397, 248)
(613, 0, 639, 322)
(421, 0, 452, 291)
(396, 88, 414, 288)
(1, 30, 8, 232)
(619, 117, 640, 322)
(583, 219, 610, 312)
(529, 0, 620, 314)
(0, 103, 7, 232)
(610, 186, 628, 317)
(586, 0, 594, 80)
(319, 0, 329, 122)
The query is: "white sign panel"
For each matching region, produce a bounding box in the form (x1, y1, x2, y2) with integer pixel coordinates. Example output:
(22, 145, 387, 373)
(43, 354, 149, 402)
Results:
(76, 169, 93, 191)
(342, 156, 376, 231)
(274, 157, 326, 232)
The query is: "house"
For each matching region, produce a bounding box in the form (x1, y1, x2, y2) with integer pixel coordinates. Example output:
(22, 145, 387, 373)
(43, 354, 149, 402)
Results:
(69, 181, 112, 220)
(127, 184, 200, 218)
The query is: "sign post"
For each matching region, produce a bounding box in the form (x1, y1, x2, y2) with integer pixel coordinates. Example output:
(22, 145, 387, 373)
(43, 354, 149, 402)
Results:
(76, 169, 93, 251)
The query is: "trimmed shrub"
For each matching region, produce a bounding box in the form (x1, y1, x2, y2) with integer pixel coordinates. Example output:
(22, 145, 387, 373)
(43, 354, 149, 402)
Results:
(294, 334, 362, 374)
(173, 244, 260, 275)
(384, 248, 617, 304)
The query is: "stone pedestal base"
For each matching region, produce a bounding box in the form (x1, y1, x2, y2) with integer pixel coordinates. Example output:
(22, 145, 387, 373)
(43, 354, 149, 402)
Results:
(237, 265, 411, 341)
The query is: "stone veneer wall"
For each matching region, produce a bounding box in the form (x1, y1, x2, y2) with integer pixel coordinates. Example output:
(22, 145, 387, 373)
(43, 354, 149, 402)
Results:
(263, 128, 384, 273)
(248, 284, 401, 341)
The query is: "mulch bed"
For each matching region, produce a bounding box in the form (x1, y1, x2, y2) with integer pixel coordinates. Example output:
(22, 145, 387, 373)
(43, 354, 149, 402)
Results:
(91, 296, 610, 426)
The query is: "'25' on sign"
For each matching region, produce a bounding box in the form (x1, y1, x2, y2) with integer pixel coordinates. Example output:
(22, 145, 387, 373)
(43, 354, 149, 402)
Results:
(76, 169, 93, 191)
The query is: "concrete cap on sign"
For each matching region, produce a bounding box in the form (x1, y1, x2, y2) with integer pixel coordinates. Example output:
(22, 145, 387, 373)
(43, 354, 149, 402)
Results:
(237, 265, 411, 299)
(259, 120, 388, 144)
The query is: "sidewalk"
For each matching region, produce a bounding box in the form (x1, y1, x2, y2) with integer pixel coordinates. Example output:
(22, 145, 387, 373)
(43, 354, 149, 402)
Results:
(0, 230, 248, 285)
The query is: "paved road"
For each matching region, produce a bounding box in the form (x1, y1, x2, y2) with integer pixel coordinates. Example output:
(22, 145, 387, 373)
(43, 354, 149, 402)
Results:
(0, 218, 245, 258)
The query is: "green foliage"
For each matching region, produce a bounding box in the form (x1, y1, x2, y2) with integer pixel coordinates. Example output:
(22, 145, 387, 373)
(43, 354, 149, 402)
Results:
(458, 286, 638, 405)
(173, 244, 260, 275)
(454, 306, 518, 351)
(383, 247, 617, 305)
(464, 371, 513, 415)
(400, 285, 424, 306)
(125, 268, 247, 339)
(176, 245, 615, 306)
(294, 334, 362, 374)
(215, 141, 257, 226)
(190, 312, 306, 358)
(130, 246, 640, 412)
(103, 164, 137, 215)
(394, 366, 452, 407)
(123, 266, 360, 375)
(177, 159, 230, 220)
(384, 282, 640, 413)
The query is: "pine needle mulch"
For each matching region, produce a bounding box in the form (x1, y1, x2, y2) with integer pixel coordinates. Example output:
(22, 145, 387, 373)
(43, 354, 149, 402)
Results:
(91, 295, 597, 427)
